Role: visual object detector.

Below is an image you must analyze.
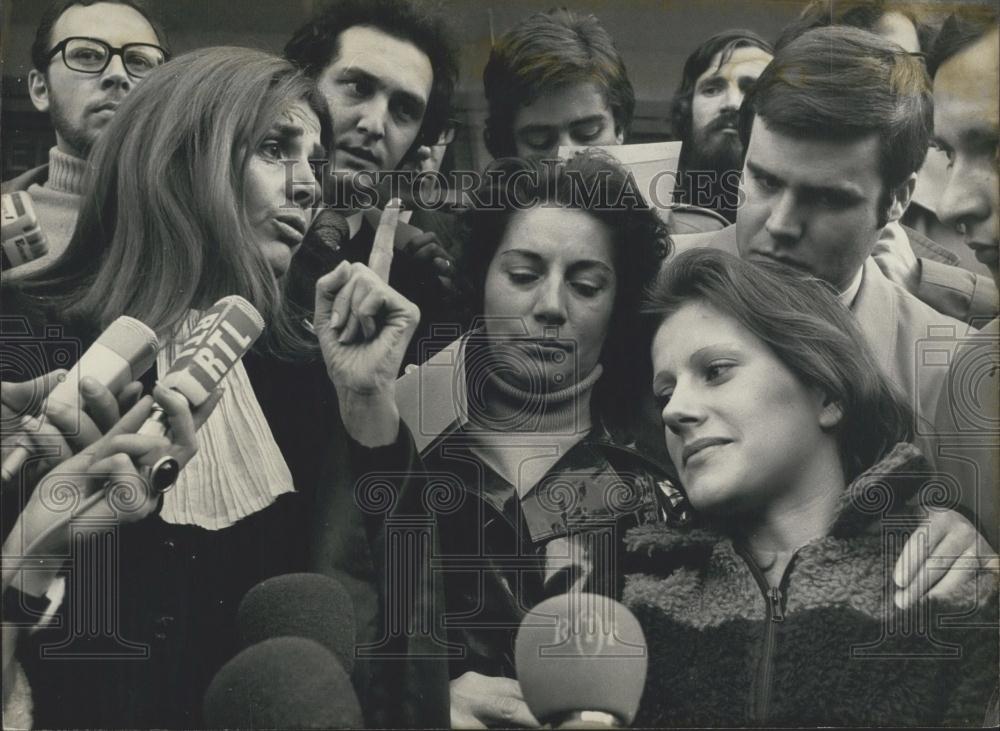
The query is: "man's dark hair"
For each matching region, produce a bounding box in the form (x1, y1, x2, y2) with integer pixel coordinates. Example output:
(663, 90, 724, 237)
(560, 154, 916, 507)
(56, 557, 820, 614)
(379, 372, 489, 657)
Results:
(739, 25, 931, 222)
(283, 0, 458, 149)
(669, 29, 773, 141)
(482, 7, 635, 159)
(928, 7, 999, 78)
(31, 0, 169, 72)
(775, 0, 934, 53)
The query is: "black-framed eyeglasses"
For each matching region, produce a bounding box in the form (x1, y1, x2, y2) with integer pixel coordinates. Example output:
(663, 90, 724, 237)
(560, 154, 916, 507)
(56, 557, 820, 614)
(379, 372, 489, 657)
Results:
(47, 36, 168, 78)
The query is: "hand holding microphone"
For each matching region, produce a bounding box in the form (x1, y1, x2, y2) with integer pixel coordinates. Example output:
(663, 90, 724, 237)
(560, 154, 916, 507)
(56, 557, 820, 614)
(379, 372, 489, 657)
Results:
(135, 295, 264, 491)
(449, 672, 540, 729)
(1, 388, 200, 592)
(1, 315, 157, 484)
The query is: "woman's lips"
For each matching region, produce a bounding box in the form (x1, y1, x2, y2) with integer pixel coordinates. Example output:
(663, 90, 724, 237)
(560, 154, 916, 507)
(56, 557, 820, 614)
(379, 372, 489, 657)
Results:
(273, 218, 304, 246)
(682, 437, 733, 467)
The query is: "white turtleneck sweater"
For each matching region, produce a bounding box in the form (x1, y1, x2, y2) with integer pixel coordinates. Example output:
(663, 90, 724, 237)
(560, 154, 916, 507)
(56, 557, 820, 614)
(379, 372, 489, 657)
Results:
(16, 147, 89, 275)
(467, 362, 604, 498)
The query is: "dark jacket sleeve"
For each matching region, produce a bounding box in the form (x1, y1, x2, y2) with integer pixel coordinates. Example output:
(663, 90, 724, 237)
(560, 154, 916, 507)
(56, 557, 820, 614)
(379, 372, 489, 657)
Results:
(344, 423, 453, 729)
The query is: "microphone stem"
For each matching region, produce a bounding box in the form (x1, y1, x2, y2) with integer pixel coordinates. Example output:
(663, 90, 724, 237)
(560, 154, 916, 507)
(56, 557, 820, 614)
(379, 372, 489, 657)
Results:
(136, 405, 181, 493)
(139, 405, 170, 437)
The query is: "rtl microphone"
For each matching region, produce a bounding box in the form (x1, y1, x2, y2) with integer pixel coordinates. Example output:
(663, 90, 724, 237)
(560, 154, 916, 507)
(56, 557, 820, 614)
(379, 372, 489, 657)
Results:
(203, 636, 364, 729)
(515, 592, 648, 728)
(1, 316, 159, 482)
(237, 572, 356, 674)
(1, 191, 49, 271)
(139, 295, 264, 491)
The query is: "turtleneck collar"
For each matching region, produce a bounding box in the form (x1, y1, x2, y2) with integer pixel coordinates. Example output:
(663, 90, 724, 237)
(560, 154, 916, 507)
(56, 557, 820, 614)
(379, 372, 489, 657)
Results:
(46, 146, 89, 195)
(467, 361, 604, 435)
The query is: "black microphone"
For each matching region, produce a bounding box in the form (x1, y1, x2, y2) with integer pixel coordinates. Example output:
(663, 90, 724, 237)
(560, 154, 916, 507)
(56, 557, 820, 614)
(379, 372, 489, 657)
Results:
(203, 636, 363, 729)
(237, 572, 356, 674)
(515, 592, 648, 728)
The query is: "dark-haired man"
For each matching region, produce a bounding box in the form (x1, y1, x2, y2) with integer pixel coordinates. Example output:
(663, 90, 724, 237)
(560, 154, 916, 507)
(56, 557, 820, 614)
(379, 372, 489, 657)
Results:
(669, 29, 773, 224)
(482, 8, 632, 162)
(284, 0, 463, 366)
(674, 26, 967, 470)
(771, 0, 997, 325)
(2, 0, 168, 272)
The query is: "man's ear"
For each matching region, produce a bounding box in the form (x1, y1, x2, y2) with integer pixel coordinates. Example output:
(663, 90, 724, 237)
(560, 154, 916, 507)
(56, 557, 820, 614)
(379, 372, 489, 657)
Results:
(818, 393, 844, 431)
(614, 124, 624, 146)
(885, 173, 917, 225)
(28, 69, 50, 113)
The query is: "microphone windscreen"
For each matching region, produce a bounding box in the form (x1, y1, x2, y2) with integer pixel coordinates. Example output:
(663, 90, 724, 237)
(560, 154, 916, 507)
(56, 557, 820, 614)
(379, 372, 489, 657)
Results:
(203, 637, 363, 729)
(160, 295, 264, 406)
(515, 592, 648, 726)
(238, 573, 356, 673)
(47, 315, 159, 406)
(1, 315, 158, 482)
(309, 208, 351, 251)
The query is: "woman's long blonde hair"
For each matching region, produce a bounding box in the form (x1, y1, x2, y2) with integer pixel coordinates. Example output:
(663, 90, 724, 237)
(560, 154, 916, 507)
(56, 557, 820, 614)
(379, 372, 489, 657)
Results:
(19, 47, 325, 356)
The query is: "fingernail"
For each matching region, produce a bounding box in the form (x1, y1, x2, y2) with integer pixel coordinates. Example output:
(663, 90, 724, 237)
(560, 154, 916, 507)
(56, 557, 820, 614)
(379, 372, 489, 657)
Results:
(330, 310, 343, 329)
(894, 589, 910, 610)
(80, 377, 100, 394)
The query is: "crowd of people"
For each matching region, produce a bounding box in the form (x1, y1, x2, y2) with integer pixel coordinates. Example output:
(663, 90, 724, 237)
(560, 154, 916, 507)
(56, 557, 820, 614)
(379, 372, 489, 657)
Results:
(1, 0, 997, 728)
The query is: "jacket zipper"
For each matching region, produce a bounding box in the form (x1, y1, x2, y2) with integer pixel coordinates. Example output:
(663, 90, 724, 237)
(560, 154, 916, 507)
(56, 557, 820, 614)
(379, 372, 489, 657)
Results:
(737, 544, 792, 724)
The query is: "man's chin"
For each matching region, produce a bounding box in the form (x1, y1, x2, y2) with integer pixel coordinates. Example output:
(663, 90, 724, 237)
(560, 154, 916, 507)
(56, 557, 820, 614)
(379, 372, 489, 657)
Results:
(686, 132, 744, 175)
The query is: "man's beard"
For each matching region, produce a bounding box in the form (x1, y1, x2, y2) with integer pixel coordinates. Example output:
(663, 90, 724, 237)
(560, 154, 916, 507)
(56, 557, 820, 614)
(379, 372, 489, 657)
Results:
(684, 111, 745, 183)
(48, 96, 97, 159)
(676, 110, 746, 219)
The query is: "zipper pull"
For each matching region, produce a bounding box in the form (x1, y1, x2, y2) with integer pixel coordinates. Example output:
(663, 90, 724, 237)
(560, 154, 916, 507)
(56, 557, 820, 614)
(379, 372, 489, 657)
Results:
(768, 587, 785, 622)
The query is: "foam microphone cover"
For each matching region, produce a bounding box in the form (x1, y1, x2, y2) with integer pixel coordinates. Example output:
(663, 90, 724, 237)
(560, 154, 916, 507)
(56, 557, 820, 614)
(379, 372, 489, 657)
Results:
(308, 208, 351, 251)
(48, 315, 159, 408)
(515, 592, 648, 727)
(238, 573, 356, 673)
(203, 636, 363, 729)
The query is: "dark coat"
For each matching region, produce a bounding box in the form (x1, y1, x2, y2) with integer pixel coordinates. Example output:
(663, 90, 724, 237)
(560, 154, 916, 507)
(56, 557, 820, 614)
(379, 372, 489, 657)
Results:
(347, 419, 684, 728)
(2, 286, 341, 728)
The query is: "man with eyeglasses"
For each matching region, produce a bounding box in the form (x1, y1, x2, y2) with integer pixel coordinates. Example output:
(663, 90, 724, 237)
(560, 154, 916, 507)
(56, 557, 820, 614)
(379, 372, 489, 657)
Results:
(2, 0, 168, 273)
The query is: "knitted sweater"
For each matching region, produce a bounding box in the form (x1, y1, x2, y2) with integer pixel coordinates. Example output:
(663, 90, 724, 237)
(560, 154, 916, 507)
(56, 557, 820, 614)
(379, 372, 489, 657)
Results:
(4, 148, 88, 275)
(624, 444, 999, 727)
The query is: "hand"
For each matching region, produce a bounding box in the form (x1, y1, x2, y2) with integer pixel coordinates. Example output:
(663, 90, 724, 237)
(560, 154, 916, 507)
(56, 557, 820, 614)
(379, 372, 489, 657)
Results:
(403, 230, 457, 291)
(3, 390, 202, 589)
(314, 261, 420, 397)
(450, 672, 540, 729)
(893, 508, 998, 609)
(871, 229, 920, 294)
(2, 370, 143, 482)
